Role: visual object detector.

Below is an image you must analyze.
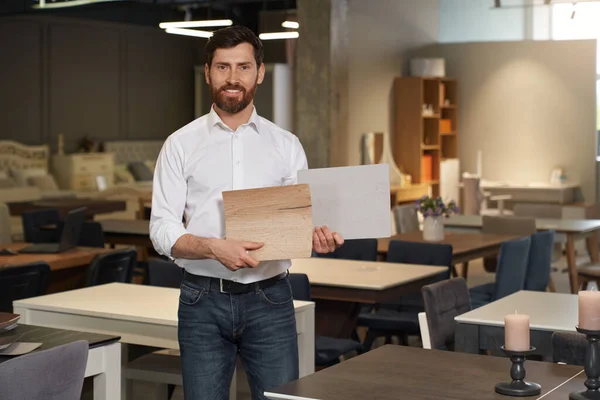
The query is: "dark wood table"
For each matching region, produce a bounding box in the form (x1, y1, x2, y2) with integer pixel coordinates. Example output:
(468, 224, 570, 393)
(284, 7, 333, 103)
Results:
(0, 242, 113, 293)
(100, 219, 151, 247)
(265, 345, 584, 400)
(377, 232, 519, 277)
(444, 215, 600, 293)
(7, 199, 126, 219)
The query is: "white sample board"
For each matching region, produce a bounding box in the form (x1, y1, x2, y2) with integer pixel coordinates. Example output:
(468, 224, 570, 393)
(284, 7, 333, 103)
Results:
(297, 164, 391, 240)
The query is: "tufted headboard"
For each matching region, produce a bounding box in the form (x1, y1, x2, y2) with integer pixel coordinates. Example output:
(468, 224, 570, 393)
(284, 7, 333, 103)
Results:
(0, 140, 49, 174)
(103, 140, 164, 165)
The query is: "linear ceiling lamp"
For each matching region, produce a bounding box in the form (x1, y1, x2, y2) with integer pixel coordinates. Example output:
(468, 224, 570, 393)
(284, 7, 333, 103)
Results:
(159, 19, 233, 29)
(259, 32, 299, 40)
(32, 0, 123, 8)
(281, 21, 299, 29)
(165, 27, 213, 38)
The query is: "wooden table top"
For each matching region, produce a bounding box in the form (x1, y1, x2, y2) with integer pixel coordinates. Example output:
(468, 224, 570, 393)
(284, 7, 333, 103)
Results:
(0, 242, 112, 271)
(290, 258, 446, 290)
(266, 345, 584, 400)
(445, 215, 600, 234)
(377, 231, 519, 255)
(455, 290, 577, 332)
(100, 219, 150, 235)
(7, 199, 126, 218)
(0, 324, 120, 364)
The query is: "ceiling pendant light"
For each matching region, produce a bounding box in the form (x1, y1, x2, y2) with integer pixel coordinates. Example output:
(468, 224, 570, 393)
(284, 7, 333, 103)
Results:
(164, 27, 213, 38)
(281, 21, 299, 29)
(159, 19, 233, 29)
(259, 32, 299, 40)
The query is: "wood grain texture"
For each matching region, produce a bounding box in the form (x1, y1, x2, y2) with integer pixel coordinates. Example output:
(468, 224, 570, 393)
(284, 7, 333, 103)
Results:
(223, 184, 313, 261)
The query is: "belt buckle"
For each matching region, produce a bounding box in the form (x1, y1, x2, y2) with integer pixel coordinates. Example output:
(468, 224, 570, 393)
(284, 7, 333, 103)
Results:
(219, 279, 226, 293)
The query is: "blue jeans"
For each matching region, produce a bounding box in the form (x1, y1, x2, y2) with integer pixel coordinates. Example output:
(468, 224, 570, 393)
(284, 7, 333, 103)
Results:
(178, 272, 299, 400)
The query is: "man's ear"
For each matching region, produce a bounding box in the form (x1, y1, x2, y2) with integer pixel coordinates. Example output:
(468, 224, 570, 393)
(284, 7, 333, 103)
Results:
(204, 63, 210, 85)
(257, 63, 265, 85)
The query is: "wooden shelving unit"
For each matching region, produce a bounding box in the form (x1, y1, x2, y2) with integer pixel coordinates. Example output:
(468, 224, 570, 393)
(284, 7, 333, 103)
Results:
(392, 76, 458, 197)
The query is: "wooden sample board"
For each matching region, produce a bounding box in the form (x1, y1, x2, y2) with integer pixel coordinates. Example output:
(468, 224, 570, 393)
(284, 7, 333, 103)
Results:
(223, 184, 313, 261)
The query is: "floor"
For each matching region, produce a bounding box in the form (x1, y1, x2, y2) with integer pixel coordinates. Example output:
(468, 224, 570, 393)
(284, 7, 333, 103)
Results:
(82, 249, 589, 400)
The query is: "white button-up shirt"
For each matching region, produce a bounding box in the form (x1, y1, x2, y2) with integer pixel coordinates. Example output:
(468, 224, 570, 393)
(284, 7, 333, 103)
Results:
(149, 106, 308, 284)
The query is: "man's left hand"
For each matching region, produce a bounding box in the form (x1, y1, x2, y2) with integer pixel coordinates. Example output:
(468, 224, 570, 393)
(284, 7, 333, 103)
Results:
(313, 226, 344, 254)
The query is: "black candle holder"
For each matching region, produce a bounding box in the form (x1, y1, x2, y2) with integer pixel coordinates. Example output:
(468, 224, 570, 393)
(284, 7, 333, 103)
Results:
(570, 327, 600, 400)
(495, 346, 541, 397)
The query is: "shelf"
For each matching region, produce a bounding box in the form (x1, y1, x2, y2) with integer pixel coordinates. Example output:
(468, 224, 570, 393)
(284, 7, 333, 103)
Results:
(440, 131, 457, 136)
(423, 180, 440, 185)
(422, 114, 440, 119)
(421, 144, 440, 150)
(441, 105, 456, 109)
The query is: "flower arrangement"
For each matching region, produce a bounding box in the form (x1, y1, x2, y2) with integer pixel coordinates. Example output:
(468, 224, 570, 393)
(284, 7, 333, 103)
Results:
(415, 195, 459, 218)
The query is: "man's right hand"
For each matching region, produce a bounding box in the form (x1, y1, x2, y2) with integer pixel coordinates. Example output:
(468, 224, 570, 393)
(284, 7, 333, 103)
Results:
(209, 239, 264, 271)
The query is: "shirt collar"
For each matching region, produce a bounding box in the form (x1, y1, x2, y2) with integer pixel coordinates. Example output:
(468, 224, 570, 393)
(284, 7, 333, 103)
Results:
(207, 104, 260, 134)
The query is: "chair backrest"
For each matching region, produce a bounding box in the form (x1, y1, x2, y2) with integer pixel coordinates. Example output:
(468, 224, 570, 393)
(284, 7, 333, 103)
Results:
(148, 259, 182, 288)
(0, 340, 89, 400)
(552, 332, 587, 365)
(393, 205, 420, 234)
(525, 230, 555, 291)
(418, 312, 431, 349)
(482, 216, 536, 236)
(85, 248, 137, 287)
(387, 240, 453, 281)
(317, 239, 378, 261)
(288, 273, 311, 301)
(0, 203, 11, 244)
(21, 208, 61, 243)
(513, 203, 562, 219)
(0, 262, 50, 312)
(494, 236, 531, 300)
(78, 222, 105, 248)
(421, 277, 471, 350)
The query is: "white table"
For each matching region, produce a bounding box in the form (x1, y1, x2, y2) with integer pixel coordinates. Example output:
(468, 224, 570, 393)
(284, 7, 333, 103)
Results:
(13, 283, 315, 400)
(454, 291, 577, 357)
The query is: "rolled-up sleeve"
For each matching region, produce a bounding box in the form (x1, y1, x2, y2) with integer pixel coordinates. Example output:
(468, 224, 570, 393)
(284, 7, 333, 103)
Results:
(149, 136, 189, 258)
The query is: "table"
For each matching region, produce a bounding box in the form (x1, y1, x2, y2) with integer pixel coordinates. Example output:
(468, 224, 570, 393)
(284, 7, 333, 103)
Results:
(100, 219, 151, 248)
(444, 215, 600, 293)
(13, 282, 315, 400)
(0, 242, 113, 293)
(7, 198, 126, 219)
(454, 291, 576, 357)
(290, 257, 446, 338)
(480, 181, 579, 204)
(377, 231, 518, 277)
(0, 324, 121, 400)
(265, 344, 584, 400)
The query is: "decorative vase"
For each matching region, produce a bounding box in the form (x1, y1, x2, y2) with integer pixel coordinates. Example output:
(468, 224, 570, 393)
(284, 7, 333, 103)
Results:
(423, 216, 444, 242)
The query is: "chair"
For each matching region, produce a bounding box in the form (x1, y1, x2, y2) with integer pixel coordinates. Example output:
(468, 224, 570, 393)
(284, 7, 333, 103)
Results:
(514, 203, 564, 264)
(525, 231, 555, 291)
(0, 203, 11, 243)
(21, 208, 61, 243)
(551, 331, 587, 366)
(85, 248, 137, 287)
(77, 221, 105, 248)
(393, 204, 420, 234)
(0, 340, 88, 400)
(481, 215, 536, 273)
(463, 177, 512, 216)
(288, 273, 362, 367)
(470, 236, 531, 309)
(0, 262, 50, 312)
(357, 241, 453, 350)
(148, 259, 182, 288)
(422, 277, 472, 351)
(316, 238, 377, 261)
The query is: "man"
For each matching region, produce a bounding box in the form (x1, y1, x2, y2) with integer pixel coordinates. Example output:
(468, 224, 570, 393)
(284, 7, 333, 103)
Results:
(150, 25, 343, 400)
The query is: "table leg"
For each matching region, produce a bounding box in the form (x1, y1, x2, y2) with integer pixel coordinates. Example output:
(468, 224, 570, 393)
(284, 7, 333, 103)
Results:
(94, 343, 121, 400)
(586, 231, 600, 264)
(566, 234, 579, 294)
(461, 262, 469, 279)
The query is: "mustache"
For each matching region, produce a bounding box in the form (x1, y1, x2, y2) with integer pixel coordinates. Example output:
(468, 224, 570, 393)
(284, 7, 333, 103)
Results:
(220, 84, 245, 91)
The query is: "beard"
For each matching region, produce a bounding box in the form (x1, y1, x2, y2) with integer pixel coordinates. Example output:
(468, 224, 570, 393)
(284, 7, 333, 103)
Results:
(210, 78, 258, 114)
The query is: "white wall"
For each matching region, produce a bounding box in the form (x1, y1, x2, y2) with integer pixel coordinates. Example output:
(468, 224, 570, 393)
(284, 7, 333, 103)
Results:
(346, 0, 439, 166)
(439, 0, 527, 43)
(411, 40, 598, 201)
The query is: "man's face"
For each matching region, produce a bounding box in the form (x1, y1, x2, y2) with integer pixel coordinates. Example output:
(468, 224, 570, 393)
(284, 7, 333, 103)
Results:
(205, 43, 265, 114)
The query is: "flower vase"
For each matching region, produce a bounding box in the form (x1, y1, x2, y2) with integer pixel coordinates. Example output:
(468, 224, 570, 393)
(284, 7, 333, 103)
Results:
(423, 216, 444, 242)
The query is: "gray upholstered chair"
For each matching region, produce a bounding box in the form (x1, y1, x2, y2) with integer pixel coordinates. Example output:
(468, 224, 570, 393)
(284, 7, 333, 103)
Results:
(481, 215, 536, 273)
(421, 277, 472, 351)
(552, 332, 587, 366)
(0, 203, 11, 244)
(0, 340, 88, 400)
(392, 204, 420, 234)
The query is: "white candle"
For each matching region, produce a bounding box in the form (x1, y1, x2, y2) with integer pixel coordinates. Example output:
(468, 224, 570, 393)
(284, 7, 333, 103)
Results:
(579, 290, 600, 330)
(505, 311, 530, 351)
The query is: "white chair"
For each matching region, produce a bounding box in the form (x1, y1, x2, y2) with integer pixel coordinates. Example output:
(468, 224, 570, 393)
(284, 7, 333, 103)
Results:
(418, 312, 431, 350)
(463, 177, 512, 216)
